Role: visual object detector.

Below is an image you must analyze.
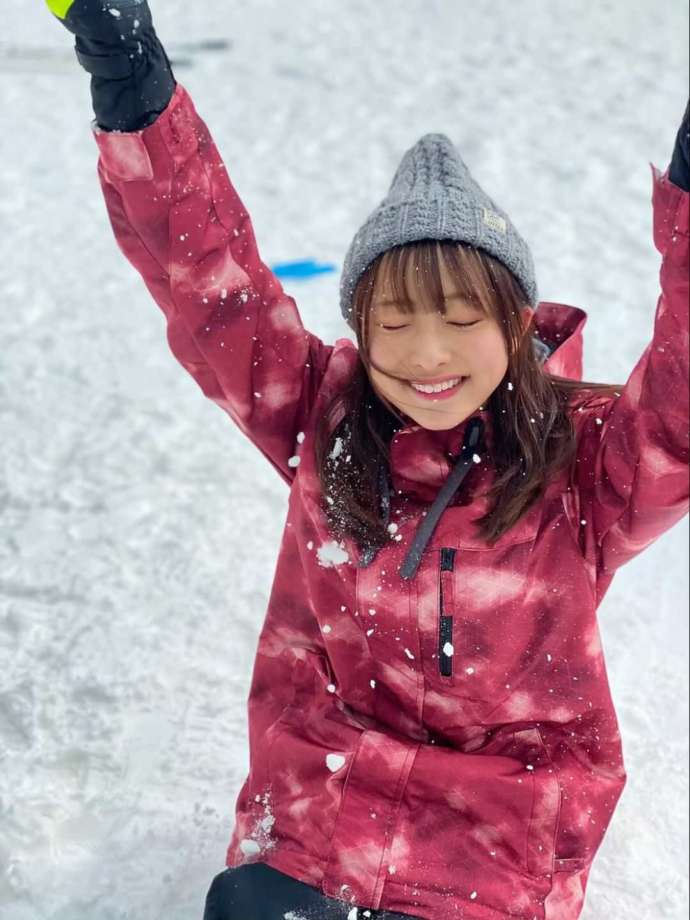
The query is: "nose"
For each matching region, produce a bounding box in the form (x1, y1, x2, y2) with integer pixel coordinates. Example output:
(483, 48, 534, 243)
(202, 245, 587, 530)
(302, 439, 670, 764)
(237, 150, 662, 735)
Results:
(408, 325, 453, 373)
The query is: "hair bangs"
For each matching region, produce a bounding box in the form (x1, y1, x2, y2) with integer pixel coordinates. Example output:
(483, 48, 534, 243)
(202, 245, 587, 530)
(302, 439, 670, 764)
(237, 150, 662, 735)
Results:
(371, 240, 495, 316)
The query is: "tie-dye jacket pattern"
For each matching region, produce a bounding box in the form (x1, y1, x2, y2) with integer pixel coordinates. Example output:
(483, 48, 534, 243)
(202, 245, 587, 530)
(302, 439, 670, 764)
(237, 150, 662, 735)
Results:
(91, 83, 689, 919)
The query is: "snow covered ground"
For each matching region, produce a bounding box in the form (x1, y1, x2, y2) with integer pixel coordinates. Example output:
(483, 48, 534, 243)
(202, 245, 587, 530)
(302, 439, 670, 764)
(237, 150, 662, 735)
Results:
(0, 1, 688, 918)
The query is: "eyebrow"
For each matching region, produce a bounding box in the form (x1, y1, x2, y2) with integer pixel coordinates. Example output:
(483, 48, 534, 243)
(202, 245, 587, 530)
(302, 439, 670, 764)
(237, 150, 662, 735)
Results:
(375, 293, 467, 306)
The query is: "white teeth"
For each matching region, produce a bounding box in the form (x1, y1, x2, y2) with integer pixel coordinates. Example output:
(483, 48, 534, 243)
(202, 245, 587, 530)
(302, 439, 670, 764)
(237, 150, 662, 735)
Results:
(411, 377, 462, 394)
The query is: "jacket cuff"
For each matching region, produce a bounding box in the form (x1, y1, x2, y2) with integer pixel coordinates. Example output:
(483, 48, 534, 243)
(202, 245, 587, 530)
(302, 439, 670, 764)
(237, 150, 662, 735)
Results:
(650, 161, 690, 264)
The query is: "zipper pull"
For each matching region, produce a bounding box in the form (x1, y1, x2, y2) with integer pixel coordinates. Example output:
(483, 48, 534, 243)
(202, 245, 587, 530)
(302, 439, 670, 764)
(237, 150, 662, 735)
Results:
(439, 547, 456, 677)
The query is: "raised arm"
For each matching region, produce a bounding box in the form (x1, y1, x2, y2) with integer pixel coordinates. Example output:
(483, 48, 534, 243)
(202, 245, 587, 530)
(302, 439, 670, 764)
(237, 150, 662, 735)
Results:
(46, 0, 335, 485)
(571, 101, 689, 592)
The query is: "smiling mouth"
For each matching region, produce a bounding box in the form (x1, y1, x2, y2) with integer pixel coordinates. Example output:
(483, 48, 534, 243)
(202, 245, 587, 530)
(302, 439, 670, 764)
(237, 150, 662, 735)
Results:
(407, 377, 468, 399)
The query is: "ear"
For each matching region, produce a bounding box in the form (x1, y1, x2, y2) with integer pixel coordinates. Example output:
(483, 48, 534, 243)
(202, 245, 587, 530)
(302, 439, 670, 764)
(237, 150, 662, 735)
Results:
(521, 307, 535, 334)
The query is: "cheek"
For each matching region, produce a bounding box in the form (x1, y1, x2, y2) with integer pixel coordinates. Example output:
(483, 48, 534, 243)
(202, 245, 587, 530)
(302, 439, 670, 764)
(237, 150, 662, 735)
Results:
(367, 344, 407, 399)
(470, 330, 509, 374)
(369, 338, 401, 374)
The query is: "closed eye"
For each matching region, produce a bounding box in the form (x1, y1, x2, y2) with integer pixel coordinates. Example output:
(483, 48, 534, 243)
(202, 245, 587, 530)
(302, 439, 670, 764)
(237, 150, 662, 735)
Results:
(379, 320, 481, 331)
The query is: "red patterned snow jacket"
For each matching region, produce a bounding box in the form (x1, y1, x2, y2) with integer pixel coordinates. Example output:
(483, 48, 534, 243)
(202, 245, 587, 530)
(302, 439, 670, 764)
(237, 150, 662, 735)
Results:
(92, 83, 689, 919)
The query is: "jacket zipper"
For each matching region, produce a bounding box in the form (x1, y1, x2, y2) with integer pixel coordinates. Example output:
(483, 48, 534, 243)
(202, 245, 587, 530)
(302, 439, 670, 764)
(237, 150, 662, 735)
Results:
(439, 547, 456, 677)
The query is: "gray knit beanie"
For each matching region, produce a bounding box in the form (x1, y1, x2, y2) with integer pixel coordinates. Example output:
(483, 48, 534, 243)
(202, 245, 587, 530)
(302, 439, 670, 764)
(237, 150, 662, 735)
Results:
(340, 132, 547, 360)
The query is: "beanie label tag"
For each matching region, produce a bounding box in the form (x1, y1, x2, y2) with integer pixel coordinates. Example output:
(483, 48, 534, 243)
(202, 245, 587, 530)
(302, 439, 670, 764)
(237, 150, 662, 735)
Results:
(482, 208, 507, 234)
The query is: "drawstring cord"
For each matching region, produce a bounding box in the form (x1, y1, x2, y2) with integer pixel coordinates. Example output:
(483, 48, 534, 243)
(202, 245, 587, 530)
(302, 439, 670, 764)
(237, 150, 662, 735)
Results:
(357, 416, 486, 579)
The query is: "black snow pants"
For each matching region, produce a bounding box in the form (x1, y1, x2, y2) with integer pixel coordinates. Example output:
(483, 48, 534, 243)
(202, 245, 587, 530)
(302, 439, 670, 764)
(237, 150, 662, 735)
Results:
(202, 863, 421, 919)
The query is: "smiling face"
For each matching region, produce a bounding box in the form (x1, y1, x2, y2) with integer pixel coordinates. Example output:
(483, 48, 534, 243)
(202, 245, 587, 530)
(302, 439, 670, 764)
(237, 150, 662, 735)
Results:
(364, 243, 534, 431)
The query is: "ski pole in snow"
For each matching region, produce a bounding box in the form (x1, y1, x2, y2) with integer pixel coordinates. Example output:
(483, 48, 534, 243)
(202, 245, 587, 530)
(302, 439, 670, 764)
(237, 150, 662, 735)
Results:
(0, 38, 230, 73)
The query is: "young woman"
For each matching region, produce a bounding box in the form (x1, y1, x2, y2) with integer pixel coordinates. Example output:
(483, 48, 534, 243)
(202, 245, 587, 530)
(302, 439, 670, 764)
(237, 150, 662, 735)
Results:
(46, 2, 689, 919)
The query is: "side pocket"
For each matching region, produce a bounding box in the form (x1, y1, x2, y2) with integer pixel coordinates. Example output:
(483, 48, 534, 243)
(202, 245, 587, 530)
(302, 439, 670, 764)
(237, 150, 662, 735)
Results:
(517, 727, 595, 876)
(529, 727, 590, 874)
(513, 727, 562, 878)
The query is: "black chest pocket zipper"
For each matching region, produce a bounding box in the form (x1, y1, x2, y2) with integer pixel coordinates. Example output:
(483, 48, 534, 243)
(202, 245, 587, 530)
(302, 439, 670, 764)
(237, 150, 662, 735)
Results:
(439, 547, 456, 677)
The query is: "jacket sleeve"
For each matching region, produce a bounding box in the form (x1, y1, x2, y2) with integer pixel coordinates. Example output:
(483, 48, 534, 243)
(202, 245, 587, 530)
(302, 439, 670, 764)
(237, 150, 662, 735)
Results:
(572, 162, 689, 581)
(91, 82, 334, 486)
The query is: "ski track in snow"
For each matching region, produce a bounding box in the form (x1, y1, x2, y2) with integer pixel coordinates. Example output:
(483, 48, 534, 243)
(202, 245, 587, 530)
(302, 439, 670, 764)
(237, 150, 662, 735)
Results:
(0, 1, 688, 918)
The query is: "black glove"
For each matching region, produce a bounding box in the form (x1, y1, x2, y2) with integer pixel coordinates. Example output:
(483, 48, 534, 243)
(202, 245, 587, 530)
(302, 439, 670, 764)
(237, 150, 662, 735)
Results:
(45, 0, 176, 132)
(668, 99, 690, 192)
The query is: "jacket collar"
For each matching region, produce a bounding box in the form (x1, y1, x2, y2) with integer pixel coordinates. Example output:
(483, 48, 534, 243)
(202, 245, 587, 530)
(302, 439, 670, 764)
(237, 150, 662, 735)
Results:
(389, 406, 494, 503)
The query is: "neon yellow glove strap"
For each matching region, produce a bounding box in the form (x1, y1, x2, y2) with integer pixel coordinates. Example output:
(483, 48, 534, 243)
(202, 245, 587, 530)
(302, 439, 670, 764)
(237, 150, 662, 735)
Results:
(45, 0, 75, 20)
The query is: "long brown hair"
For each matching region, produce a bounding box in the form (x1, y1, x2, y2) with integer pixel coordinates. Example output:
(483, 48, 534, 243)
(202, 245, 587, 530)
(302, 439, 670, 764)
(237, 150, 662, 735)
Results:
(315, 240, 623, 554)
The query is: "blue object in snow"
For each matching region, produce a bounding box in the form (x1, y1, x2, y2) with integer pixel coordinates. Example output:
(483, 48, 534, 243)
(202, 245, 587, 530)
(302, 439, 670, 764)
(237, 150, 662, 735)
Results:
(270, 259, 337, 280)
